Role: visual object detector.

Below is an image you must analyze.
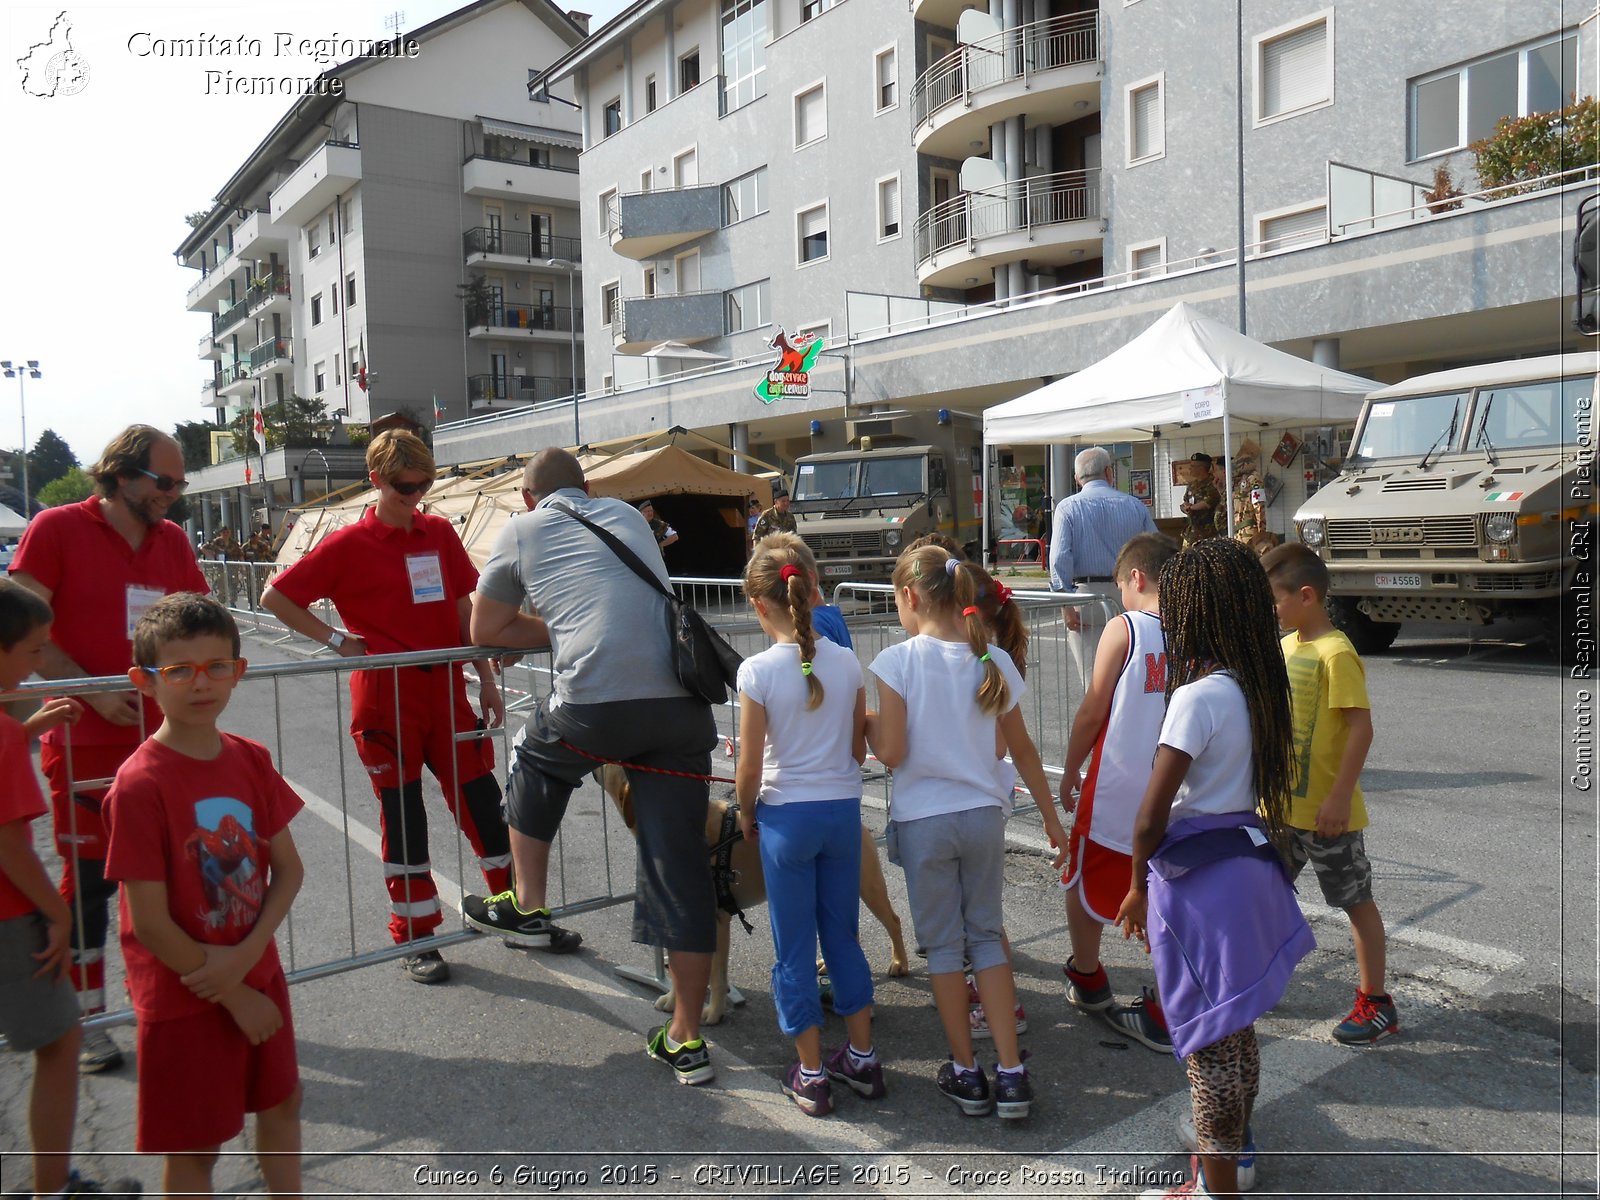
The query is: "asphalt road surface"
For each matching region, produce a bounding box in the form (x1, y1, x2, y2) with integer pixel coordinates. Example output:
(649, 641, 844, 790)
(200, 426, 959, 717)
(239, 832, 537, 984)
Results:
(0, 610, 1593, 1199)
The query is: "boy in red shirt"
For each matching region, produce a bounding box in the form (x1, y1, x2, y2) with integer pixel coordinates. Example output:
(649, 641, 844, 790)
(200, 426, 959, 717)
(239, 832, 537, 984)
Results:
(105, 594, 303, 1196)
(0, 578, 140, 1197)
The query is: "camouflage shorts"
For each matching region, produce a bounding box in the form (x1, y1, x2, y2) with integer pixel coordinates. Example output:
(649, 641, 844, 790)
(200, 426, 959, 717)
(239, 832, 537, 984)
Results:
(1285, 828, 1373, 909)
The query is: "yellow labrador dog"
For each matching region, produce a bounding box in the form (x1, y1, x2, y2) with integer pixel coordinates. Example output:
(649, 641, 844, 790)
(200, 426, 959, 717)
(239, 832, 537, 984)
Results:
(597, 764, 909, 1025)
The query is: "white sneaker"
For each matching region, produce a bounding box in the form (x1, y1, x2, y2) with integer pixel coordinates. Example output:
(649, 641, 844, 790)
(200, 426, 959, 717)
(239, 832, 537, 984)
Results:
(1138, 1156, 1216, 1198)
(1177, 1113, 1257, 1191)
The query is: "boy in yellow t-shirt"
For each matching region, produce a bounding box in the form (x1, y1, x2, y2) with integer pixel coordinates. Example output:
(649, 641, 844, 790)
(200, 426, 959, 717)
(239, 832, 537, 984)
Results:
(1262, 543, 1396, 1045)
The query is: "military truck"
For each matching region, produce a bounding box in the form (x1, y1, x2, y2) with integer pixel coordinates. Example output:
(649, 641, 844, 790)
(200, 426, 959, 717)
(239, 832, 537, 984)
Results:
(1293, 351, 1597, 655)
(791, 410, 985, 583)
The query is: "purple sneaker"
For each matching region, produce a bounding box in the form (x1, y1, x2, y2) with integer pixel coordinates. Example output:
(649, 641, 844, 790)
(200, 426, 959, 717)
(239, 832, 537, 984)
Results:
(825, 1044, 887, 1099)
(782, 1062, 834, 1116)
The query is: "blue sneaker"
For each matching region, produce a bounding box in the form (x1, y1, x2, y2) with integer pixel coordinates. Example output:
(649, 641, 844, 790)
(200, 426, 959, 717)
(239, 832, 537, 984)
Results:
(1178, 1112, 1256, 1191)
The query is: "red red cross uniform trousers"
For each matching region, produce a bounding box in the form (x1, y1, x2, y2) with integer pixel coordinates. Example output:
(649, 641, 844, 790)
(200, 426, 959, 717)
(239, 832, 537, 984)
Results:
(268, 510, 511, 943)
(10, 496, 208, 1013)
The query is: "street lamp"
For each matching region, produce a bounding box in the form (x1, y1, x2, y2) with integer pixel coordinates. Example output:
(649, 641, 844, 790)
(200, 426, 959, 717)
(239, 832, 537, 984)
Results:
(0, 360, 39, 515)
(545, 257, 580, 446)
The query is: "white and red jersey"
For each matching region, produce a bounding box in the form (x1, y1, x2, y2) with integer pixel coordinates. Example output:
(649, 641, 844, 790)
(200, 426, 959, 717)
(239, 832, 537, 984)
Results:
(1073, 609, 1167, 854)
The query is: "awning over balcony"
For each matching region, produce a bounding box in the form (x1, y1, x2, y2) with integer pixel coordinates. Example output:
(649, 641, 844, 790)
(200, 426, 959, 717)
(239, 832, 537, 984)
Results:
(479, 117, 581, 150)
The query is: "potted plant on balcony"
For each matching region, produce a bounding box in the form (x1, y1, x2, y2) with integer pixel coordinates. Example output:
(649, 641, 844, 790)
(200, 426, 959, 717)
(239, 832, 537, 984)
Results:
(458, 277, 495, 328)
(1472, 94, 1599, 196)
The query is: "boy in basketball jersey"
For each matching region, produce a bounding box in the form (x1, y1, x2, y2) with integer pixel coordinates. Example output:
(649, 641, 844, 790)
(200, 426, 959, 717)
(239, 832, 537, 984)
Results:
(1059, 533, 1179, 1052)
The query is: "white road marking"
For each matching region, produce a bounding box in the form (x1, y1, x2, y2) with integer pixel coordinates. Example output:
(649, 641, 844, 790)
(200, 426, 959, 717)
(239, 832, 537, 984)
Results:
(1302, 903, 1523, 971)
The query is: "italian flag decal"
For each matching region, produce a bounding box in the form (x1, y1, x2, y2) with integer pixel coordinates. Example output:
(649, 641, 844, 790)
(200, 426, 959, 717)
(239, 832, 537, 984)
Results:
(1484, 491, 1524, 502)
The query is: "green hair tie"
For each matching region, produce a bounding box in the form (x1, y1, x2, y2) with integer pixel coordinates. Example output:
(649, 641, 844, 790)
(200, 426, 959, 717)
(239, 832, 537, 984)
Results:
(801, 661, 814, 676)
(979, 652, 992, 663)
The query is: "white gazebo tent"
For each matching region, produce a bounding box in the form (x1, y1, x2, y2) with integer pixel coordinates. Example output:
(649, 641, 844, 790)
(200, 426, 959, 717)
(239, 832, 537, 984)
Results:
(0, 502, 27, 537)
(982, 302, 1379, 541)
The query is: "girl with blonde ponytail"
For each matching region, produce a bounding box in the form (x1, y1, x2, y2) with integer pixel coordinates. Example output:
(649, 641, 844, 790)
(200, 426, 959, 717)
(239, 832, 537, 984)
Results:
(866, 545, 1068, 1120)
(735, 537, 882, 1117)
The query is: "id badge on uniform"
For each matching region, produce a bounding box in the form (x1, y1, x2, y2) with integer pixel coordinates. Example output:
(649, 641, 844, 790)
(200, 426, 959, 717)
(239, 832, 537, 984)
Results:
(406, 553, 446, 604)
(125, 585, 165, 638)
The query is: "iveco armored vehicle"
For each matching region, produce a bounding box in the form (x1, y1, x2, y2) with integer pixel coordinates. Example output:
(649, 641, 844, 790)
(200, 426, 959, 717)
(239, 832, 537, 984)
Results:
(1293, 352, 1596, 654)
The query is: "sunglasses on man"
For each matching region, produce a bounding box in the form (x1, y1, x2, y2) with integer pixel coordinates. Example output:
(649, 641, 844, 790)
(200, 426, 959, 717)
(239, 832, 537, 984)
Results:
(135, 468, 189, 494)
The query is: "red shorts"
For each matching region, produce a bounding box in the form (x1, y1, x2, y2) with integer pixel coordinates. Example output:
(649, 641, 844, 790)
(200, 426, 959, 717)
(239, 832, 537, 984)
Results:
(1059, 833, 1133, 926)
(135, 971, 299, 1153)
(39, 741, 136, 860)
(349, 664, 493, 792)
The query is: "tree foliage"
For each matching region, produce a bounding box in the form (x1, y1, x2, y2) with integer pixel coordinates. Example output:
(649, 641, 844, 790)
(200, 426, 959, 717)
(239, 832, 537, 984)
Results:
(185, 210, 210, 229)
(1473, 95, 1600, 194)
(37, 467, 92, 508)
(173, 421, 217, 472)
(229, 395, 330, 454)
(27, 429, 77, 492)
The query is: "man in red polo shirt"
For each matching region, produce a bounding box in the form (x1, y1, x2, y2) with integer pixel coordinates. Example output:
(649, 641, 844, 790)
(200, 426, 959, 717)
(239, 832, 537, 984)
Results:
(10, 424, 208, 1072)
(262, 430, 509, 984)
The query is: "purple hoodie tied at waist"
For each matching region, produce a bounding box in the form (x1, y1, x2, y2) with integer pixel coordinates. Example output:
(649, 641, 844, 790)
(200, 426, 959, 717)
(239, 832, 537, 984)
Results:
(1146, 810, 1315, 1060)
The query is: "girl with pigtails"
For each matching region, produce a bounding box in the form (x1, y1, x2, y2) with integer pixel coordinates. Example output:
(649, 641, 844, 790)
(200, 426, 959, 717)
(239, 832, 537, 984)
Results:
(735, 537, 883, 1118)
(866, 545, 1068, 1120)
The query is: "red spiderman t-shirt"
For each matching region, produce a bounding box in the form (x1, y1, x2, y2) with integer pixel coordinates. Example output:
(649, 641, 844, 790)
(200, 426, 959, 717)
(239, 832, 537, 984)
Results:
(104, 734, 303, 1022)
(0, 712, 49, 920)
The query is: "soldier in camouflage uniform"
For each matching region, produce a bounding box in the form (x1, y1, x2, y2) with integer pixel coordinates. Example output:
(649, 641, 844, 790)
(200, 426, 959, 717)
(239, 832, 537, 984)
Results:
(752, 490, 796, 541)
(1179, 452, 1222, 550)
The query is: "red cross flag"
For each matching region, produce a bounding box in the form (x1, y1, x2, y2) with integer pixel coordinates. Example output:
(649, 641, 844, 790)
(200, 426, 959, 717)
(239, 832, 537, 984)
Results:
(253, 406, 266, 446)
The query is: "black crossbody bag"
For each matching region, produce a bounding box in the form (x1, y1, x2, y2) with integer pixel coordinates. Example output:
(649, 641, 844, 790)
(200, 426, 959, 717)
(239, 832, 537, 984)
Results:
(552, 502, 742, 705)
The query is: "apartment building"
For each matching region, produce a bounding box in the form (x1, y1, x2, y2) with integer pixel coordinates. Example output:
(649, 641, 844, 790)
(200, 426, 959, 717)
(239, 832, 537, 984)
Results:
(180, 0, 589, 484)
(434, 0, 1594, 531)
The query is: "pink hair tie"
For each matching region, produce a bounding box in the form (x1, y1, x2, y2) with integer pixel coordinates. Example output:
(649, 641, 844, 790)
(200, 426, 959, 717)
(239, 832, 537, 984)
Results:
(779, 564, 800, 582)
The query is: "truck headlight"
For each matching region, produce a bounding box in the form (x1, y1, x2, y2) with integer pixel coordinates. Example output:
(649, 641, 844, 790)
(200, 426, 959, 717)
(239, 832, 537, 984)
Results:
(885, 529, 902, 548)
(1298, 517, 1325, 548)
(1484, 512, 1516, 544)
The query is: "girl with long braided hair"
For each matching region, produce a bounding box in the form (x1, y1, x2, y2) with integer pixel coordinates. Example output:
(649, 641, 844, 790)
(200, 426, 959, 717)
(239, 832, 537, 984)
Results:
(1116, 538, 1314, 1200)
(866, 545, 1067, 1120)
(736, 537, 881, 1117)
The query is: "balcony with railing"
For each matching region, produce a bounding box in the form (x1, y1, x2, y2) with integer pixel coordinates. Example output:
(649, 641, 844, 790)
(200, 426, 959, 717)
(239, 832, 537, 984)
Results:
(213, 295, 252, 337)
(271, 140, 362, 226)
(467, 373, 582, 408)
(198, 331, 218, 360)
(607, 186, 722, 260)
(247, 272, 292, 316)
(914, 168, 1103, 288)
(218, 362, 254, 400)
(466, 301, 585, 340)
(463, 228, 582, 268)
(200, 374, 221, 410)
(912, 13, 1101, 159)
(248, 337, 292, 374)
(613, 290, 723, 354)
(463, 152, 581, 205)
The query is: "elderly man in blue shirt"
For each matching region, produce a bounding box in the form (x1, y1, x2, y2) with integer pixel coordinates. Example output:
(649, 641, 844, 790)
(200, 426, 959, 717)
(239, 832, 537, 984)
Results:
(1049, 447, 1157, 693)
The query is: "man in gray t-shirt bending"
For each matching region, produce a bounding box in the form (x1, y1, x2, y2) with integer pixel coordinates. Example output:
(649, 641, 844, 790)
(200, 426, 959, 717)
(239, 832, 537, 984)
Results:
(464, 448, 720, 1085)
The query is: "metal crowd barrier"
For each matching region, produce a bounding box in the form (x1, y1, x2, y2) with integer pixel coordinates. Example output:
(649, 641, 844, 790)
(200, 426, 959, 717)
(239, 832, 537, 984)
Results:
(5, 577, 1117, 1038)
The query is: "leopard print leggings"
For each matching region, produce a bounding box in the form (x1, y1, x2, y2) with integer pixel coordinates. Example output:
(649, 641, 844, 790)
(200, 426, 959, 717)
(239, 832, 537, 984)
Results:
(1185, 1025, 1260, 1155)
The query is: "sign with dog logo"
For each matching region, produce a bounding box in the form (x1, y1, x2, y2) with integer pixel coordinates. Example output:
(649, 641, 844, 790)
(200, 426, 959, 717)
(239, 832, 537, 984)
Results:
(754, 328, 823, 404)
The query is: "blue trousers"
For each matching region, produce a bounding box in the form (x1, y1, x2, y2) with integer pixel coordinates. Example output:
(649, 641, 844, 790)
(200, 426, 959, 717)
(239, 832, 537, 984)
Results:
(755, 798, 874, 1038)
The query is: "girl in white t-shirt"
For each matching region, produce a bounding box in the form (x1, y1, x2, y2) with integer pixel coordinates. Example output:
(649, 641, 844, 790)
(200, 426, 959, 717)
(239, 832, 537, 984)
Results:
(867, 545, 1068, 1120)
(1115, 538, 1312, 1200)
(735, 539, 881, 1119)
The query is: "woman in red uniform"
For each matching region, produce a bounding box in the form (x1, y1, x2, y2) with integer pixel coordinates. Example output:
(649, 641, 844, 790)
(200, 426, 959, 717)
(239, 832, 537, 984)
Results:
(263, 431, 509, 983)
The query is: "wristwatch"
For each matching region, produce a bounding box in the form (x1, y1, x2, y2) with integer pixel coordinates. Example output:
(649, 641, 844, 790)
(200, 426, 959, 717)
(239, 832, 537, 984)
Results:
(326, 629, 347, 653)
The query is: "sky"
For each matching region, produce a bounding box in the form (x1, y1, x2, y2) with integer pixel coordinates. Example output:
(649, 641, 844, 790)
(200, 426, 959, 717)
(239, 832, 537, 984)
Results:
(0, 0, 631, 473)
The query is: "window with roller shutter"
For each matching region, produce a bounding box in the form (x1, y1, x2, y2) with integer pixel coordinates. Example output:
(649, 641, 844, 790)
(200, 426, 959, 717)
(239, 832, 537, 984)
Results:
(1126, 75, 1164, 165)
(1256, 13, 1332, 124)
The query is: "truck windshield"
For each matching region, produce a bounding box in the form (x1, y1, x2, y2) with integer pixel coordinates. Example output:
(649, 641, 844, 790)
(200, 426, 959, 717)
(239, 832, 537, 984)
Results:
(858, 456, 925, 497)
(793, 461, 857, 502)
(1473, 377, 1594, 451)
(1351, 391, 1469, 461)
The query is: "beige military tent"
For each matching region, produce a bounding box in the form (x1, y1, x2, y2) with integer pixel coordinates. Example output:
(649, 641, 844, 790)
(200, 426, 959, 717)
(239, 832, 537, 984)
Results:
(274, 444, 771, 578)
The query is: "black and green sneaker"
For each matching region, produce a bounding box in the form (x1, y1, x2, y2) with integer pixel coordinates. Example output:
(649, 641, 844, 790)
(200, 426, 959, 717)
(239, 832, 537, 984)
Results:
(646, 1025, 715, 1086)
(462, 890, 582, 952)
